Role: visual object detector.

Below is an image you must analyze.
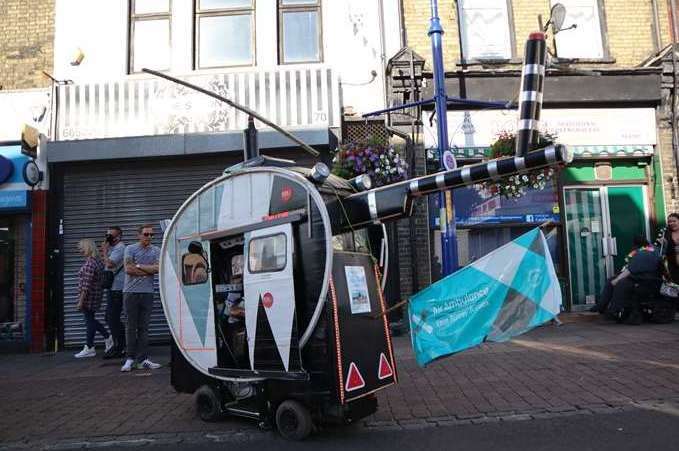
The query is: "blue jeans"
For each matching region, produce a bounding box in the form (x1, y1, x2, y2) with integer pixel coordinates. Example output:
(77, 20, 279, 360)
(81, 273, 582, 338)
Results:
(83, 309, 109, 348)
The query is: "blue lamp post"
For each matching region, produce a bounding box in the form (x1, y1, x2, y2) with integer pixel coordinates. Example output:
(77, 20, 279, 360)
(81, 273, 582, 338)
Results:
(363, 0, 510, 276)
(428, 0, 459, 275)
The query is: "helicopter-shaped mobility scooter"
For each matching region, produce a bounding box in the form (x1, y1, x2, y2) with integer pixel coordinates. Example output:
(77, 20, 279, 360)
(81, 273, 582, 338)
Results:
(153, 31, 572, 440)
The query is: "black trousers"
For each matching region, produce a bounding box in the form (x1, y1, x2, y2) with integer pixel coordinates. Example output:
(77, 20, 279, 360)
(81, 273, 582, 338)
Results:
(105, 290, 126, 350)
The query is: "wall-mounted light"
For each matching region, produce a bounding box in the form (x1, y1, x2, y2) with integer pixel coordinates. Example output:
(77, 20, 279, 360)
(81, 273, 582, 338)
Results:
(70, 48, 85, 66)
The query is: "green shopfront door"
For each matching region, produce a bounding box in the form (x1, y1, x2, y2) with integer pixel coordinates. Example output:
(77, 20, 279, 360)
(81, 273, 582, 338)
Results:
(564, 185, 649, 309)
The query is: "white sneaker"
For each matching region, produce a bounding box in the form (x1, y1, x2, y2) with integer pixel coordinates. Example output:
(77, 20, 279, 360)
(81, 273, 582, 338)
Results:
(121, 358, 135, 372)
(136, 359, 161, 370)
(74, 345, 96, 358)
(104, 336, 114, 353)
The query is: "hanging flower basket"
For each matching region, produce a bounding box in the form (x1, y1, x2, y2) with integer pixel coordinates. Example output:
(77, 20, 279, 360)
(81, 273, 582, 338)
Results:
(331, 139, 408, 187)
(482, 131, 558, 199)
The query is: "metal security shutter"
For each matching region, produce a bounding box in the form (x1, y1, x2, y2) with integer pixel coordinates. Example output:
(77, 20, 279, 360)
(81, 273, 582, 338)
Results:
(60, 155, 242, 347)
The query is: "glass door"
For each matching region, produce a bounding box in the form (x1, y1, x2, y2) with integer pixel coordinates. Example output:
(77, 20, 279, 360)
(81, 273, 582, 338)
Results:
(0, 219, 15, 328)
(606, 186, 648, 273)
(564, 185, 649, 309)
(564, 188, 607, 308)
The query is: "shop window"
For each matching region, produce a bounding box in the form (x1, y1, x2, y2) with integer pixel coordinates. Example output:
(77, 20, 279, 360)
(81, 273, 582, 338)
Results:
(551, 0, 607, 60)
(248, 234, 287, 273)
(457, 0, 515, 62)
(129, 0, 171, 73)
(195, 0, 255, 68)
(0, 218, 25, 341)
(278, 0, 322, 64)
(453, 226, 561, 269)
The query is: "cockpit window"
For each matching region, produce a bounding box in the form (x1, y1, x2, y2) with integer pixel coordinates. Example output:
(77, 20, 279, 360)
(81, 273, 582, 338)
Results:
(182, 253, 209, 285)
(332, 229, 371, 253)
(248, 234, 287, 273)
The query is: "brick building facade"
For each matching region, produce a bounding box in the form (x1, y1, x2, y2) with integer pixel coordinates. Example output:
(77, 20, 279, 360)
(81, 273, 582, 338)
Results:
(389, 0, 679, 310)
(0, 0, 54, 90)
(0, 0, 53, 352)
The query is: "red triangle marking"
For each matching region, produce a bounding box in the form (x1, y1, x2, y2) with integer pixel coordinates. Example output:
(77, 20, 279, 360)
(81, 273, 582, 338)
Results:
(345, 362, 366, 392)
(378, 353, 393, 380)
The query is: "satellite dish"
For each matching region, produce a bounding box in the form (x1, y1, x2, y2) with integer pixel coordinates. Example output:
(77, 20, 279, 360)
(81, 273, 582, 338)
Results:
(550, 3, 567, 33)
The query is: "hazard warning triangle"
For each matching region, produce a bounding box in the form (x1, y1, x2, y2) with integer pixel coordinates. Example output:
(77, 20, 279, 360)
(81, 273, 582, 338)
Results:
(345, 362, 366, 392)
(378, 353, 394, 380)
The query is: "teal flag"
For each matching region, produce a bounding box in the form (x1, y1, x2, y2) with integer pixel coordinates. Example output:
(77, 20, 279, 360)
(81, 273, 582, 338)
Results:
(409, 228, 562, 367)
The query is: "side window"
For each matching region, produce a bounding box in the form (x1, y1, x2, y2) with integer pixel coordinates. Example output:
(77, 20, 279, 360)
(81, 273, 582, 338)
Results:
(331, 230, 370, 253)
(248, 234, 287, 273)
(182, 241, 209, 285)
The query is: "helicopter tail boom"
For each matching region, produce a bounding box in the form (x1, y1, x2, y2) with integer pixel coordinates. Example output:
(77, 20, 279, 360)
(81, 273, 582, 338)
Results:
(332, 144, 571, 230)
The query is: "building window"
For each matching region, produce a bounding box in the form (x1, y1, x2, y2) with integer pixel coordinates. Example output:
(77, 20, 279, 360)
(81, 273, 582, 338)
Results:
(278, 0, 322, 64)
(457, 0, 515, 62)
(195, 0, 255, 69)
(129, 0, 171, 73)
(551, 0, 606, 60)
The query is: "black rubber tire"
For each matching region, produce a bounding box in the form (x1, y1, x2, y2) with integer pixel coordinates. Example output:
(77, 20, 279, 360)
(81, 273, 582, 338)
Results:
(195, 385, 222, 422)
(275, 400, 313, 441)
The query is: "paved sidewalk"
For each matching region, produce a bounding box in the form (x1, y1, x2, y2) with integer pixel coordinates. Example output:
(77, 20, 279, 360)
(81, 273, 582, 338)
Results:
(2, 316, 679, 449)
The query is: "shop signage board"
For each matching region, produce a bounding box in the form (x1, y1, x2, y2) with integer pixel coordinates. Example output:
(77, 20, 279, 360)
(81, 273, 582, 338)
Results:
(429, 184, 560, 228)
(423, 108, 657, 149)
(0, 145, 32, 210)
(0, 190, 28, 210)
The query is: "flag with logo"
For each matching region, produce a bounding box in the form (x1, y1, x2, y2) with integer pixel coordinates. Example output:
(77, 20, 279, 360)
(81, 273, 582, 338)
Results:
(409, 228, 562, 367)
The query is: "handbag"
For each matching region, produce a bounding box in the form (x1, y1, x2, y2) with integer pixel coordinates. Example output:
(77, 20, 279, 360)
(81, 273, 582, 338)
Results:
(660, 281, 679, 298)
(101, 265, 123, 289)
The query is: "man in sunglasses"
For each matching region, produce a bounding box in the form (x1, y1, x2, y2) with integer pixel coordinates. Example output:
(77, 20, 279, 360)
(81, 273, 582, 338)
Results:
(121, 224, 161, 372)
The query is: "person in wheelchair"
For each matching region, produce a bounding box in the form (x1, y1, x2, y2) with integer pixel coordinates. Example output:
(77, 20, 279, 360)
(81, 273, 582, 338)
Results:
(591, 236, 662, 324)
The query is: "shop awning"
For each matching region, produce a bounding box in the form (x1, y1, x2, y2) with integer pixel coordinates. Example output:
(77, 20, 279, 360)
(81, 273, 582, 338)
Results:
(569, 145, 654, 158)
(448, 145, 654, 159)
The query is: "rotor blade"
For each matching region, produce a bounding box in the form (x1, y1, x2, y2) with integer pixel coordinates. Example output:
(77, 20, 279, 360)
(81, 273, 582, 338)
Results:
(142, 68, 320, 158)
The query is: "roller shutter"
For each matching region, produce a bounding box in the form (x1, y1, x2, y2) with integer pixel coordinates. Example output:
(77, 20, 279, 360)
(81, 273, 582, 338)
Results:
(60, 155, 242, 347)
(60, 151, 316, 347)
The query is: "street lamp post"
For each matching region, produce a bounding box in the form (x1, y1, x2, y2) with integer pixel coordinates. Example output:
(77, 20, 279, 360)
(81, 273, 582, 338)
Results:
(428, 0, 459, 275)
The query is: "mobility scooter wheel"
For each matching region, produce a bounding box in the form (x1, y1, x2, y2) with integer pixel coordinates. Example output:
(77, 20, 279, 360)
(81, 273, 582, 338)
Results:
(275, 400, 313, 440)
(195, 385, 222, 422)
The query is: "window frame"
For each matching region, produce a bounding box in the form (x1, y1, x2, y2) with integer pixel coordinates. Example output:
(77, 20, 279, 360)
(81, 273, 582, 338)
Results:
(550, 0, 613, 62)
(455, 0, 518, 65)
(247, 232, 288, 274)
(128, 0, 172, 74)
(194, 0, 257, 70)
(277, 0, 323, 65)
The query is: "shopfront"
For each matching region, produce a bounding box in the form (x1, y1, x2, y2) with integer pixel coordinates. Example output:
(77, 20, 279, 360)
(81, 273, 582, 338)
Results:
(0, 144, 33, 351)
(47, 132, 331, 349)
(423, 107, 662, 311)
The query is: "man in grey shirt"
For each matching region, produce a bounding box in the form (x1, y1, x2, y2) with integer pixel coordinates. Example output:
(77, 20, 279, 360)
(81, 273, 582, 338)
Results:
(121, 224, 161, 372)
(101, 226, 125, 359)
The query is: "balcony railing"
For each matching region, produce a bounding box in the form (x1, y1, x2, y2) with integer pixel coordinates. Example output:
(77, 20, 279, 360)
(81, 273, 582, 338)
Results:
(54, 65, 341, 141)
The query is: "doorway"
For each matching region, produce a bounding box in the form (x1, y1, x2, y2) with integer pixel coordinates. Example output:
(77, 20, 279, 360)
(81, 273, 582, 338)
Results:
(0, 219, 15, 326)
(563, 185, 649, 309)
